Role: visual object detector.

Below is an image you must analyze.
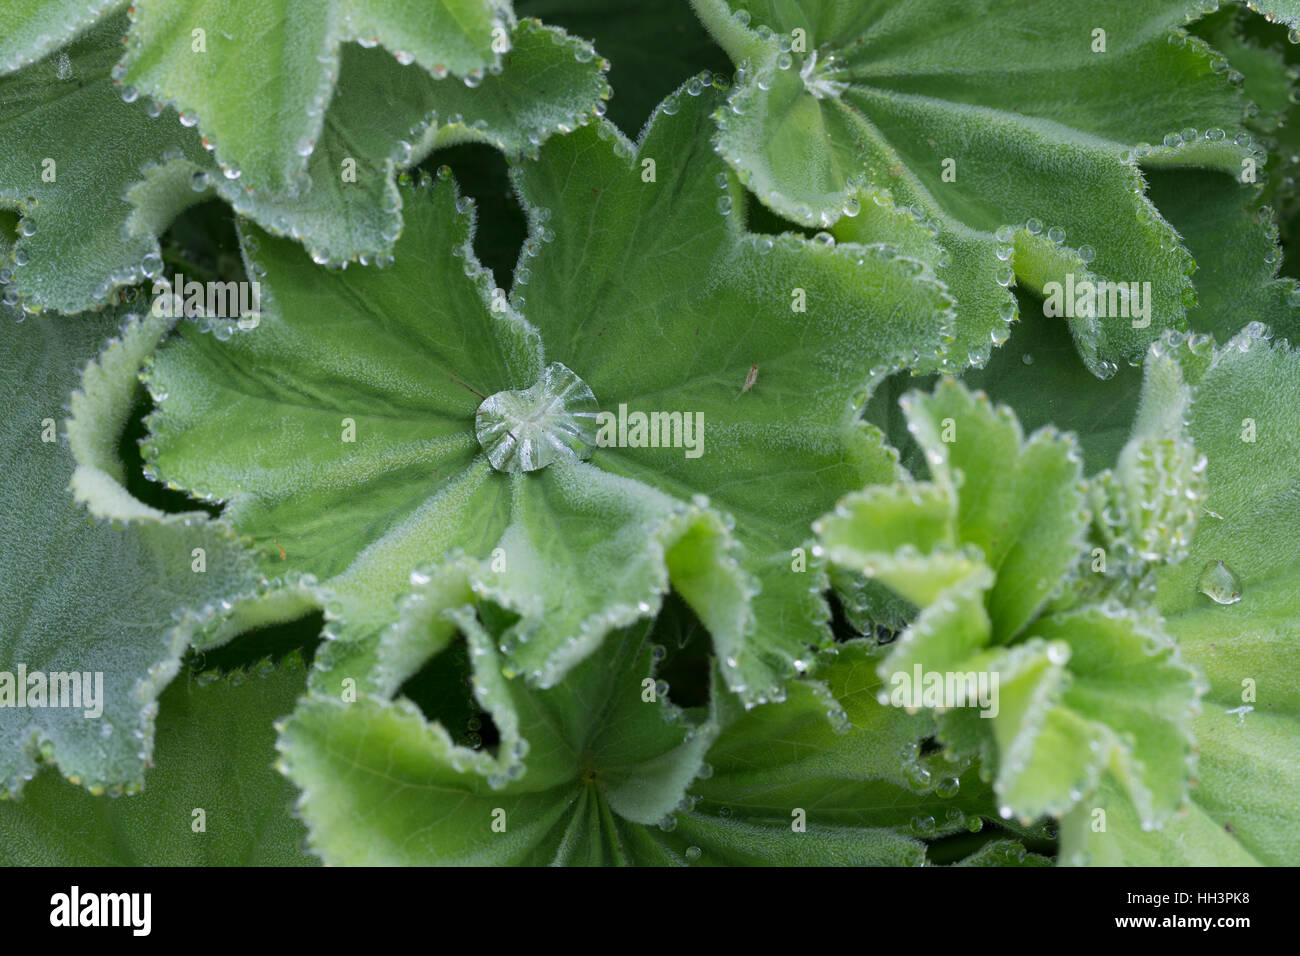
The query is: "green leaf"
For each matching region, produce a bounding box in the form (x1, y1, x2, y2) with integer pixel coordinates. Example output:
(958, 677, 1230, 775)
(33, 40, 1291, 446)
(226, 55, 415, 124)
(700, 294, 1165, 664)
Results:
(147, 85, 953, 704)
(217, 18, 611, 266)
(1145, 166, 1300, 342)
(517, 0, 732, 135)
(961, 299, 1142, 475)
(1238, 0, 1300, 32)
(0, 0, 125, 74)
(0, 298, 258, 796)
(145, 176, 534, 644)
(1076, 331, 1208, 602)
(0, 655, 316, 865)
(902, 379, 1089, 639)
(1154, 328, 1300, 661)
(667, 641, 1011, 866)
(816, 378, 1199, 826)
(281, 620, 717, 864)
(285, 619, 1018, 865)
(120, 0, 507, 194)
(960, 163, 1300, 481)
(691, 0, 1258, 372)
(0, 16, 211, 314)
(509, 83, 952, 697)
(0, 14, 607, 312)
(1062, 327, 1300, 865)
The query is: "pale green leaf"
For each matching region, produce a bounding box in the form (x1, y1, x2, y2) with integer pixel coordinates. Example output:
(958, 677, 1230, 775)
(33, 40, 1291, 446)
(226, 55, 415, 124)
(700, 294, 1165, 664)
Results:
(0, 655, 316, 865)
(147, 86, 953, 704)
(0, 0, 125, 74)
(818, 378, 1199, 827)
(280, 621, 716, 864)
(902, 378, 1088, 640)
(692, 0, 1258, 372)
(121, 0, 507, 194)
(0, 300, 257, 795)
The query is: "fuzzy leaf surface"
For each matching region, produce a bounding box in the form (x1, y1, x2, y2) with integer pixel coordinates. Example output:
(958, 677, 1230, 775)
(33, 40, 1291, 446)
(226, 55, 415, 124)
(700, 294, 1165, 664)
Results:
(146, 86, 952, 703)
(0, 656, 315, 865)
(691, 0, 1257, 372)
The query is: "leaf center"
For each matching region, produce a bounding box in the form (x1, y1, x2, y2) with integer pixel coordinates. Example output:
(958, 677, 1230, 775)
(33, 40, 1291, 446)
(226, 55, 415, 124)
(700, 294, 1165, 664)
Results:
(474, 362, 600, 473)
(800, 49, 848, 101)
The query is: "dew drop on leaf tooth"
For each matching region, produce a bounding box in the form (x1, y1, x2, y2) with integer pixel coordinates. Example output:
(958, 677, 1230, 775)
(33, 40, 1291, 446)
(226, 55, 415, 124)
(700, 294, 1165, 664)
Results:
(1197, 560, 1243, 605)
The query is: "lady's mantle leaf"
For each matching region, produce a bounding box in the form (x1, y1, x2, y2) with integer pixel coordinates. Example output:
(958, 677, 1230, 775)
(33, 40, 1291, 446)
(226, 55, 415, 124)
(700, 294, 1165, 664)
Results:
(690, 0, 1259, 373)
(815, 379, 1200, 826)
(0, 16, 210, 314)
(0, 301, 257, 796)
(0, 655, 315, 865)
(0, 0, 124, 74)
(0, 14, 607, 312)
(283, 618, 1019, 865)
(1074, 329, 1209, 603)
(208, 18, 612, 267)
(1242, 0, 1300, 33)
(663, 641, 1024, 866)
(119, 0, 508, 194)
(281, 621, 716, 864)
(1064, 326, 1300, 865)
(145, 85, 953, 703)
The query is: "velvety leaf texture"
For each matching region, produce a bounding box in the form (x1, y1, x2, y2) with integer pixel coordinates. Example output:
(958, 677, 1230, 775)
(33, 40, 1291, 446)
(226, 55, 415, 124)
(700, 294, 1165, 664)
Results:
(3, 0, 1300, 872)
(0, 299, 257, 796)
(690, 0, 1261, 374)
(144, 85, 953, 707)
(816, 378, 1200, 828)
(1063, 326, 1300, 866)
(0, 655, 316, 865)
(0, 11, 607, 312)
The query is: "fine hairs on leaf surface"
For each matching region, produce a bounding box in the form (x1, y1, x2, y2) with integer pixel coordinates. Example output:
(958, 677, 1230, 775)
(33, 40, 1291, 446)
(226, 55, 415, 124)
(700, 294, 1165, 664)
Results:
(815, 377, 1201, 828)
(0, 295, 258, 797)
(0, 8, 609, 313)
(1, 0, 1299, 871)
(690, 0, 1265, 375)
(141, 82, 953, 709)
